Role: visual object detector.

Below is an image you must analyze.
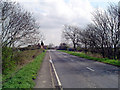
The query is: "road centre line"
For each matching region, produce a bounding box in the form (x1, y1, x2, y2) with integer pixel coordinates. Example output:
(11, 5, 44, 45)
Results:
(86, 67, 95, 72)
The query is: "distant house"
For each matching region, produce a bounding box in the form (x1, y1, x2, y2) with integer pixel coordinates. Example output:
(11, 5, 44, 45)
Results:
(27, 43, 41, 50)
(19, 42, 48, 51)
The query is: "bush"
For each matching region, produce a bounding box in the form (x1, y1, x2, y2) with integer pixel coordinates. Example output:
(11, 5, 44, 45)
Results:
(2, 47, 16, 75)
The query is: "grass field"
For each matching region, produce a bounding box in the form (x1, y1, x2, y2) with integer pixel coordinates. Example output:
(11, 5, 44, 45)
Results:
(60, 50, 120, 66)
(3, 49, 46, 88)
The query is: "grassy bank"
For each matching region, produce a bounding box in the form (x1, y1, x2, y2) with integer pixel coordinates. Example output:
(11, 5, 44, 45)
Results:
(3, 49, 43, 82)
(60, 50, 120, 66)
(3, 50, 46, 88)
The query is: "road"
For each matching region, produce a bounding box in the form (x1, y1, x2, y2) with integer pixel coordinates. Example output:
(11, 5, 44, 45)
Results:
(49, 50, 119, 88)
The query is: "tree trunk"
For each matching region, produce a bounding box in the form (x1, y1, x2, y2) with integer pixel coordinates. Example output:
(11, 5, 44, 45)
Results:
(85, 43, 87, 53)
(73, 43, 76, 51)
(113, 44, 117, 59)
(101, 45, 105, 58)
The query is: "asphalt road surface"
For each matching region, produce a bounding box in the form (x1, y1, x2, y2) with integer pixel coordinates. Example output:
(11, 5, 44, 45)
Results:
(49, 50, 119, 88)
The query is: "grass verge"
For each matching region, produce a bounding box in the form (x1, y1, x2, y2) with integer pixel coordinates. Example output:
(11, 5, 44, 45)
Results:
(3, 49, 42, 83)
(60, 50, 120, 66)
(3, 51, 46, 88)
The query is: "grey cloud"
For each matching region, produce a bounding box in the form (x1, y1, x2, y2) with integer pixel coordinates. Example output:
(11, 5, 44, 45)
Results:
(13, 0, 94, 46)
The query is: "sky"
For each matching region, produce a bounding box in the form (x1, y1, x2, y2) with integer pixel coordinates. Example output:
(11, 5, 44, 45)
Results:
(11, 0, 120, 46)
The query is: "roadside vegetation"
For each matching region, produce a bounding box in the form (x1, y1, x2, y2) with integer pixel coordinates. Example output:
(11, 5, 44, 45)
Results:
(2, 49, 43, 81)
(0, 0, 45, 88)
(61, 3, 120, 60)
(3, 49, 46, 88)
(60, 50, 120, 66)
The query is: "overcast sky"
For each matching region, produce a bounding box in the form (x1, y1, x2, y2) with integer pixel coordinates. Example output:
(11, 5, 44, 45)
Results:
(11, 0, 120, 46)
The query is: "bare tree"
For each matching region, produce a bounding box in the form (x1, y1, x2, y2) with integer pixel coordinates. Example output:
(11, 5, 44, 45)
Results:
(107, 4, 120, 59)
(92, 5, 120, 59)
(80, 24, 99, 53)
(61, 3, 120, 59)
(62, 25, 81, 50)
(79, 4, 120, 59)
(0, 0, 43, 48)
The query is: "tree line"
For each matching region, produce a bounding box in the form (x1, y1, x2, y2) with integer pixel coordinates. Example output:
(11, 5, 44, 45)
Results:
(62, 4, 120, 60)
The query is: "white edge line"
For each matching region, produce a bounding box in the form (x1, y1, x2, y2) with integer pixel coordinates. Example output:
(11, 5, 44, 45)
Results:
(86, 67, 95, 72)
(49, 51, 62, 87)
(49, 59, 55, 87)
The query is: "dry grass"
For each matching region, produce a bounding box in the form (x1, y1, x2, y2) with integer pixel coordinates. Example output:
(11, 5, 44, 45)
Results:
(15, 49, 42, 66)
(2, 49, 43, 82)
(76, 51, 103, 58)
(86, 52, 103, 58)
(11, 49, 43, 72)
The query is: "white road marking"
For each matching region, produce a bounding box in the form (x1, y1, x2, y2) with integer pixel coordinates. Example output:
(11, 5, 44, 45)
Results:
(49, 55, 52, 60)
(86, 67, 95, 71)
(49, 59, 52, 63)
(49, 51, 62, 89)
(48, 51, 55, 88)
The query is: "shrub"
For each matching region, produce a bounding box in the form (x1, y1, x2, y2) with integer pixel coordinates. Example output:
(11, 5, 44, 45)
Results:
(2, 47, 16, 75)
